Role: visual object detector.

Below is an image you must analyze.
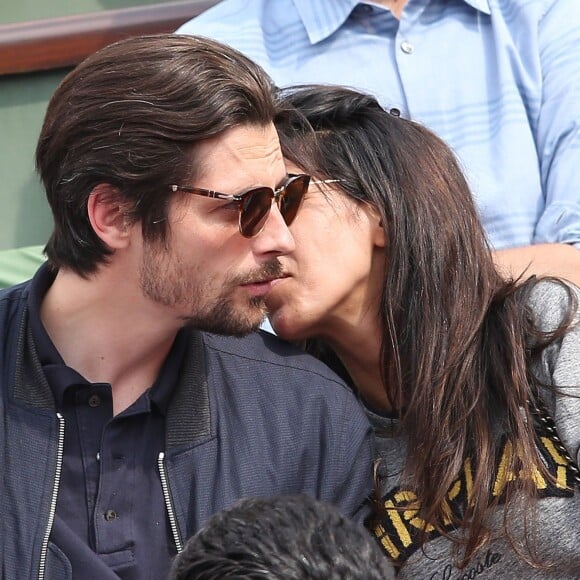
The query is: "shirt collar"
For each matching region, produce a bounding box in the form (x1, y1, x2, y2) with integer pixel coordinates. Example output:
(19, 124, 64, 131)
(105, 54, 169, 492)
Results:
(148, 328, 188, 416)
(293, 0, 491, 44)
(293, 0, 359, 44)
(27, 262, 63, 367)
(462, 0, 491, 15)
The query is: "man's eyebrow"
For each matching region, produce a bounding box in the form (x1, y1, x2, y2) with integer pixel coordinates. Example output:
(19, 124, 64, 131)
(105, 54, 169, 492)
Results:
(231, 174, 289, 196)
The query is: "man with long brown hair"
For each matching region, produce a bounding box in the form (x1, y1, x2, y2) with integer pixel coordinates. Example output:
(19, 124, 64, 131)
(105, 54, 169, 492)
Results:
(0, 35, 373, 580)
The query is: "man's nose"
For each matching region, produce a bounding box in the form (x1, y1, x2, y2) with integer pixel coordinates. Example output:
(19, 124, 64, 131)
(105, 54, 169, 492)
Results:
(250, 202, 295, 256)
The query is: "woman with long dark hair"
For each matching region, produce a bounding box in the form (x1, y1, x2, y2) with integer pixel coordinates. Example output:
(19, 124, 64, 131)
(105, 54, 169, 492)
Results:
(268, 85, 580, 577)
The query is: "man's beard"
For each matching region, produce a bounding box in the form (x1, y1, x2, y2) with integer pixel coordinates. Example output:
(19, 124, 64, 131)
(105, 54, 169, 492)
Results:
(139, 242, 282, 337)
(182, 293, 268, 337)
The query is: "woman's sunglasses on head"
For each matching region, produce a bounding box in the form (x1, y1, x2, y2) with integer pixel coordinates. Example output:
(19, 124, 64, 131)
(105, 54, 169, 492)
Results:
(170, 173, 311, 238)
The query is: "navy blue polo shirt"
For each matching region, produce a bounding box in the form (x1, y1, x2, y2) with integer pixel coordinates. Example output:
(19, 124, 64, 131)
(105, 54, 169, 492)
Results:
(27, 266, 187, 579)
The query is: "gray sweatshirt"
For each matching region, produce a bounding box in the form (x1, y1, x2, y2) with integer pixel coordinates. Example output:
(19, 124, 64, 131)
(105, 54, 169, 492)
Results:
(368, 281, 580, 579)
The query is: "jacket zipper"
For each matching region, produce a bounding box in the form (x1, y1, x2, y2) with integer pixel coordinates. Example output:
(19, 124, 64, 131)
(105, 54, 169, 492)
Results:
(38, 412, 65, 580)
(158, 452, 184, 553)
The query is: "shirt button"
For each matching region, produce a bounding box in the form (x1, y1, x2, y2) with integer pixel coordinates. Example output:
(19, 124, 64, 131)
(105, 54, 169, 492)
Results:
(401, 41, 414, 54)
(104, 509, 117, 522)
(88, 394, 101, 407)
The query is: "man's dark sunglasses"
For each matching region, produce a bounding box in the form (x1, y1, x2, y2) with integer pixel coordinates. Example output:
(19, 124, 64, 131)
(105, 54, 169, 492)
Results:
(170, 174, 311, 238)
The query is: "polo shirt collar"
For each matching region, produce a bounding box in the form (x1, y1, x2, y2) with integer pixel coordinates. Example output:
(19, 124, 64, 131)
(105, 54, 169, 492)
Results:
(293, 0, 491, 44)
(148, 328, 188, 416)
(26, 261, 184, 415)
(27, 262, 62, 367)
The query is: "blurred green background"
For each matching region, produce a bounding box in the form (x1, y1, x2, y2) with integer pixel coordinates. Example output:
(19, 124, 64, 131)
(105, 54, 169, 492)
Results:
(0, 0, 186, 252)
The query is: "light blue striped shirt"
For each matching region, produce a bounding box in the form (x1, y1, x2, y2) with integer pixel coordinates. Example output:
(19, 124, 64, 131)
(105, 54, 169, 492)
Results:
(178, 0, 580, 250)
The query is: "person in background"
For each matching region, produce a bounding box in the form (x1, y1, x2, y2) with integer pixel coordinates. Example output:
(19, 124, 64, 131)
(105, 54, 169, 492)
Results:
(0, 37, 374, 580)
(177, 0, 580, 285)
(168, 494, 395, 580)
(268, 84, 580, 577)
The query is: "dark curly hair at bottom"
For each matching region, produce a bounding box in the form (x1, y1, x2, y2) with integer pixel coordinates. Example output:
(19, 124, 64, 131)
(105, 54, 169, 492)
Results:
(168, 495, 394, 580)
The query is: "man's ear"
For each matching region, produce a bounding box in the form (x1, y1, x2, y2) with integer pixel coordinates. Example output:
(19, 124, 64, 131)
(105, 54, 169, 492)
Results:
(87, 184, 132, 249)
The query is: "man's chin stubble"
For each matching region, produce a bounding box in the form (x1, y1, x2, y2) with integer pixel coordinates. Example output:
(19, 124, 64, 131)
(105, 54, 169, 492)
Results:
(179, 295, 268, 337)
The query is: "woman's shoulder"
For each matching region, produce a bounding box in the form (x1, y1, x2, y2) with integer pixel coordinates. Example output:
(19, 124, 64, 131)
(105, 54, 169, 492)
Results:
(527, 278, 580, 333)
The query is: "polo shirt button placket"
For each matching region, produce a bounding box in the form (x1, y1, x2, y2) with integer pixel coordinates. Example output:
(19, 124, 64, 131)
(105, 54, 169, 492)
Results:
(88, 394, 101, 407)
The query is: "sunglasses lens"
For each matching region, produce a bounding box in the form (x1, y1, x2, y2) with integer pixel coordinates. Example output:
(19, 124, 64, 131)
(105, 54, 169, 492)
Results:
(238, 175, 310, 238)
(279, 174, 310, 226)
(239, 187, 273, 237)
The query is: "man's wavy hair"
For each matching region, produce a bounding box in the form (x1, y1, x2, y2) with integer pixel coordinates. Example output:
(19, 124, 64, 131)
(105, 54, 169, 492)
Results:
(274, 85, 578, 569)
(169, 495, 395, 580)
(36, 33, 276, 276)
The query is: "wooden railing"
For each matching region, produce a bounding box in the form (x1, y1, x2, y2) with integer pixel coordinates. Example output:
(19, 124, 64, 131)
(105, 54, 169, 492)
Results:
(0, 0, 219, 75)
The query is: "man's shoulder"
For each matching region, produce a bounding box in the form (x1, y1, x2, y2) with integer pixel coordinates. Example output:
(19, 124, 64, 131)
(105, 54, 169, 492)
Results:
(0, 278, 30, 310)
(177, 0, 267, 36)
(200, 331, 353, 392)
(176, 0, 305, 50)
(196, 331, 371, 454)
(488, 0, 561, 23)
